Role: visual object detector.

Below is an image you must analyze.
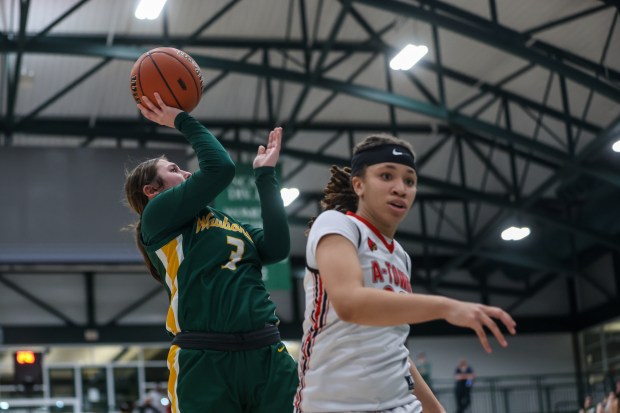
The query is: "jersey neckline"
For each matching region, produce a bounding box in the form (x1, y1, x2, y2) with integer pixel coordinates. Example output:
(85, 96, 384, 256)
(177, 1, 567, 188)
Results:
(346, 211, 395, 253)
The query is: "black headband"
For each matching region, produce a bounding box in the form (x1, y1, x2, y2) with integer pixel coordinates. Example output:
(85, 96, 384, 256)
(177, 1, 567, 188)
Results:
(351, 144, 417, 176)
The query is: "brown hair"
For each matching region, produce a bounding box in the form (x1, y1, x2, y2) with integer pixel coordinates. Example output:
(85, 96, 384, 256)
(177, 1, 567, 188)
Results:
(124, 156, 166, 282)
(306, 134, 415, 233)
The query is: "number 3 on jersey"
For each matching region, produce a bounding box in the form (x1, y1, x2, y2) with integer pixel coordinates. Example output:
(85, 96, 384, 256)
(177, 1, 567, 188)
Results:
(222, 236, 245, 270)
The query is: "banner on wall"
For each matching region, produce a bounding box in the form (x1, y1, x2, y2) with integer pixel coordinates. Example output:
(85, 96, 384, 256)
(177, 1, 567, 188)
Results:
(214, 164, 292, 291)
(0, 147, 186, 263)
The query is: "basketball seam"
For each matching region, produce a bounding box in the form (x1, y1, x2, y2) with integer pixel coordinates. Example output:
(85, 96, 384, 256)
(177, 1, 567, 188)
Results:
(157, 50, 201, 100)
(147, 52, 184, 110)
(136, 58, 146, 104)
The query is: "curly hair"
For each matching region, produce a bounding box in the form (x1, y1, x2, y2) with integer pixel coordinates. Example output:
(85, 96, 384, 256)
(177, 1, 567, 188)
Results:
(306, 134, 415, 234)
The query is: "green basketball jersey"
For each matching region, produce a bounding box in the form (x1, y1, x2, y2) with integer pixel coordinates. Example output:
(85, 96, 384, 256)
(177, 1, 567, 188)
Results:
(140, 112, 289, 334)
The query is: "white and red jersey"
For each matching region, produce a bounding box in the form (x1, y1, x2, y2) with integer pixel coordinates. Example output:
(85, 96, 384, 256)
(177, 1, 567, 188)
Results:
(295, 210, 422, 413)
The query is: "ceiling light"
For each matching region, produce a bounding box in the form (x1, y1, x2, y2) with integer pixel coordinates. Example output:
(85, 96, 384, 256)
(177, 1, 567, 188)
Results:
(501, 226, 531, 241)
(613, 139, 620, 152)
(135, 0, 167, 20)
(280, 188, 300, 207)
(389, 44, 428, 71)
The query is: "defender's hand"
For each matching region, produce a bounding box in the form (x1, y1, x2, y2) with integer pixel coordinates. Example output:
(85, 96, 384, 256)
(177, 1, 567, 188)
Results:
(253, 127, 282, 168)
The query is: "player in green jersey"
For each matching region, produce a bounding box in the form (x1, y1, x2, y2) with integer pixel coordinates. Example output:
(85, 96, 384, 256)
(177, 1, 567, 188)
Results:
(124, 93, 298, 413)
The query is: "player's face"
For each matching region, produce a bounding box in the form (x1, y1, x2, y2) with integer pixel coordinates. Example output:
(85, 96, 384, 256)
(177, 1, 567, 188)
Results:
(155, 159, 191, 191)
(353, 162, 417, 236)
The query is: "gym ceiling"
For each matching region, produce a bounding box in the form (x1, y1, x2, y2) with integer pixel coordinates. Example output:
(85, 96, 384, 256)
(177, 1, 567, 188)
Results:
(1, 0, 619, 343)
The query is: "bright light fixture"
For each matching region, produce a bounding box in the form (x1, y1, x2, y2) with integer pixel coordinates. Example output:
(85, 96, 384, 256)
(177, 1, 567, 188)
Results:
(613, 139, 620, 152)
(0, 402, 9, 410)
(280, 188, 300, 207)
(135, 0, 167, 20)
(389, 44, 428, 71)
(501, 226, 531, 241)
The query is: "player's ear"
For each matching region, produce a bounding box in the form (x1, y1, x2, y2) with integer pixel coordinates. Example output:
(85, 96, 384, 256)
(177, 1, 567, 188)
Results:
(143, 184, 161, 199)
(352, 176, 364, 197)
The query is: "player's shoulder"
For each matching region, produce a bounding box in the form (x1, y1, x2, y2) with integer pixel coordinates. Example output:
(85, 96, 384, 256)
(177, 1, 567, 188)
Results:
(313, 209, 354, 227)
(308, 210, 359, 242)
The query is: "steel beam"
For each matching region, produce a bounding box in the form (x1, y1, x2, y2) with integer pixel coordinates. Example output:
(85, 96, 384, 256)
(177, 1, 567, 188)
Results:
(371, 0, 620, 90)
(3, 34, 601, 134)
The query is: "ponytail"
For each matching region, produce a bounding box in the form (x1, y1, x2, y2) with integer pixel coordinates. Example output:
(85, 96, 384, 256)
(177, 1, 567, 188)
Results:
(306, 165, 358, 234)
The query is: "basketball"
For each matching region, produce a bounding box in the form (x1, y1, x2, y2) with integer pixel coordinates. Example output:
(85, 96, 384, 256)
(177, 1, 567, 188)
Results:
(130, 47, 204, 113)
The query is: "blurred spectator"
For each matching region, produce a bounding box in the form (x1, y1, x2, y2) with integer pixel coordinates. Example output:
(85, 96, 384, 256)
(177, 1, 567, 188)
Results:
(454, 358, 475, 413)
(119, 401, 134, 413)
(137, 400, 160, 413)
(415, 352, 432, 390)
(579, 394, 595, 413)
(596, 391, 618, 413)
(140, 384, 168, 413)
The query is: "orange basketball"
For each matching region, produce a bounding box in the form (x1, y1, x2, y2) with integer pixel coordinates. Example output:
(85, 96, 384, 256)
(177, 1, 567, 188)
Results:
(130, 47, 204, 113)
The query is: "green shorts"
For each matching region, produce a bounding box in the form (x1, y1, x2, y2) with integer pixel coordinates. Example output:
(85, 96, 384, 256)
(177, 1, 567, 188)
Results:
(167, 341, 299, 412)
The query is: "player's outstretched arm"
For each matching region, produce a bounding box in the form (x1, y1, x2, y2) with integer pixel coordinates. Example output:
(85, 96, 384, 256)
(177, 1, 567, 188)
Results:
(317, 234, 517, 353)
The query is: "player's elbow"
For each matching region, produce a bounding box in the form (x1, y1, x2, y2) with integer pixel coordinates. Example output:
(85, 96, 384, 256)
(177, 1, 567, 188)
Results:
(272, 246, 290, 262)
(222, 157, 236, 176)
(218, 159, 236, 184)
(261, 246, 290, 265)
(331, 295, 364, 323)
(333, 305, 356, 323)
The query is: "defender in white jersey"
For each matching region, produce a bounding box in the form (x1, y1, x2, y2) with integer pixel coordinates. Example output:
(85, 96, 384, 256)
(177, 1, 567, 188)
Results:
(300, 210, 419, 412)
(295, 134, 517, 413)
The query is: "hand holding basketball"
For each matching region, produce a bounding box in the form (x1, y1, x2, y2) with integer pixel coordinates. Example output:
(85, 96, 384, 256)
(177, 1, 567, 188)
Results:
(138, 93, 182, 128)
(130, 47, 204, 113)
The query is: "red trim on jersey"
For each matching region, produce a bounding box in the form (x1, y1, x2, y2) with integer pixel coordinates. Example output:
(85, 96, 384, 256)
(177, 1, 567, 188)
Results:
(295, 271, 329, 412)
(346, 211, 395, 253)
